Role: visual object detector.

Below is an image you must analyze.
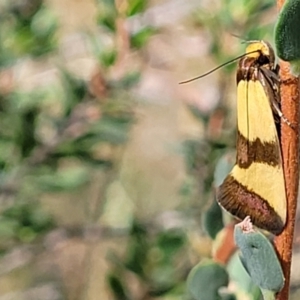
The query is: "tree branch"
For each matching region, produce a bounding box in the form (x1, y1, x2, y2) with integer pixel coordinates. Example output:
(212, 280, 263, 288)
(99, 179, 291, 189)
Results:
(274, 2, 300, 298)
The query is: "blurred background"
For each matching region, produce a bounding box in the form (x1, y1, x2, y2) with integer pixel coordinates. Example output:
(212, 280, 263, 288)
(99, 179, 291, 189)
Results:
(0, 0, 295, 299)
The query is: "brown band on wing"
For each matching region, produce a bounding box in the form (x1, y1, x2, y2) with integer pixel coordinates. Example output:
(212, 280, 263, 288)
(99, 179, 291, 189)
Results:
(236, 131, 281, 169)
(216, 175, 284, 235)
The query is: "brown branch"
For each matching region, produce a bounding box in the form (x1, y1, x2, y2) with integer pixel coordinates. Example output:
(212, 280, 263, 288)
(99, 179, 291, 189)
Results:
(274, 2, 300, 299)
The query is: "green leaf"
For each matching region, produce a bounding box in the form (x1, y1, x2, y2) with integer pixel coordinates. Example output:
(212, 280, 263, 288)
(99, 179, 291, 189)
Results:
(30, 6, 57, 38)
(214, 152, 235, 187)
(127, 0, 147, 16)
(275, 0, 300, 75)
(107, 273, 129, 300)
(156, 230, 186, 257)
(227, 252, 261, 297)
(99, 49, 117, 67)
(130, 27, 155, 49)
(203, 200, 223, 239)
(97, 0, 117, 32)
(234, 223, 284, 294)
(187, 259, 229, 300)
(36, 167, 90, 191)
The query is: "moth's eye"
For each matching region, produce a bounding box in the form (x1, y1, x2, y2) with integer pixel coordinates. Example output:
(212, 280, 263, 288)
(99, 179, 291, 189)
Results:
(258, 54, 270, 65)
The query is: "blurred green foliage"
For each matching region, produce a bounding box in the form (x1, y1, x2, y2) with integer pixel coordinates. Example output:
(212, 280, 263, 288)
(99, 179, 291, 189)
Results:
(0, 0, 140, 250)
(0, 202, 53, 246)
(193, 0, 275, 65)
(108, 222, 187, 299)
(0, 0, 57, 63)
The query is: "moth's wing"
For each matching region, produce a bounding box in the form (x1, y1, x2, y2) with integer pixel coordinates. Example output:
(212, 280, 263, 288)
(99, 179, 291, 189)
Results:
(217, 78, 286, 235)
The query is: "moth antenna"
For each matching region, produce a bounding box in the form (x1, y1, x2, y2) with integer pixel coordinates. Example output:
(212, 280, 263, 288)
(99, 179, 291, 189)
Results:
(179, 50, 259, 84)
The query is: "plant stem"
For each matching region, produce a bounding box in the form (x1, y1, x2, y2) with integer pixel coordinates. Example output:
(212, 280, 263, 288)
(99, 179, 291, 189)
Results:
(274, 2, 300, 298)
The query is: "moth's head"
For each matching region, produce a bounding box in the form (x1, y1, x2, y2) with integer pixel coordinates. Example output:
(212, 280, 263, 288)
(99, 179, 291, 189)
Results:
(244, 40, 275, 69)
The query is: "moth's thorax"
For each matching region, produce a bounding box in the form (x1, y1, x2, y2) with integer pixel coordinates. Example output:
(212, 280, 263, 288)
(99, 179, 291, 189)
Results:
(244, 40, 275, 65)
(237, 40, 276, 82)
(237, 58, 274, 82)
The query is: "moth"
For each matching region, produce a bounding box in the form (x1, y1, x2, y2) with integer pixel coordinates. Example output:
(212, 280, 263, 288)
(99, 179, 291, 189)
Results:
(216, 40, 287, 235)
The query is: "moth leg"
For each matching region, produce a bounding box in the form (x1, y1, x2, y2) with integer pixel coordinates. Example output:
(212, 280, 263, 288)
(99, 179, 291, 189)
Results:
(271, 99, 294, 128)
(262, 67, 280, 84)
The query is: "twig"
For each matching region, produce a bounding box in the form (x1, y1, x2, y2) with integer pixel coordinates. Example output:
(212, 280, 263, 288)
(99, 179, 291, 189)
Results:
(274, 1, 300, 298)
